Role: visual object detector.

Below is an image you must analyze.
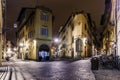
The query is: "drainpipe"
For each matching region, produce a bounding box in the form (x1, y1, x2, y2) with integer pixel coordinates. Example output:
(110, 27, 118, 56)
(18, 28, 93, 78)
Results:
(115, 0, 117, 55)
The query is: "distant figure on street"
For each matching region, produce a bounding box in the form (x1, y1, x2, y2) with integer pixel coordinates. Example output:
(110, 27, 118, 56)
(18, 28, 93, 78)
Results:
(38, 51, 42, 61)
(71, 48, 74, 59)
(44, 51, 48, 57)
(41, 51, 45, 59)
(25, 49, 29, 60)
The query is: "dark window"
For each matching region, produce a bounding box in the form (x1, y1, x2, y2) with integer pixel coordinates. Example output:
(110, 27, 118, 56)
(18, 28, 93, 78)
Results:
(85, 24, 87, 30)
(78, 22, 81, 25)
(30, 18, 32, 25)
(27, 18, 32, 26)
(40, 28, 48, 36)
(62, 36, 65, 41)
(72, 36, 74, 43)
(71, 25, 74, 31)
(25, 35, 27, 40)
(28, 31, 33, 38)
(40, 13, 49, 21)
(19, 31, 24, 39)
(62, 44, 66, 48)
(63, 29, 65, 34)
(40, 13, 44, 20)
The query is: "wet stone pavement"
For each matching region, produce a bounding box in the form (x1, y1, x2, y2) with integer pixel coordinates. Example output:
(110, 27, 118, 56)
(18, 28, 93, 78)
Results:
(3, 60, 95, 80)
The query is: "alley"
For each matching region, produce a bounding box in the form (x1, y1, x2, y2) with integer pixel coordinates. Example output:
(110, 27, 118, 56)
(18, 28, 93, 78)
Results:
(2, 60, 95, 80)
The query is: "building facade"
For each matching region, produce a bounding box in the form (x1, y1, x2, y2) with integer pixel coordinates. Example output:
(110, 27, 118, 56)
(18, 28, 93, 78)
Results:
(100, 0, 116, 55)
(0, 0, 3, 65)
(0, 0, 6, 65)
(116, 0, 120, 56)
(58, 11, 98, 59)
(17, 6, 53, 60)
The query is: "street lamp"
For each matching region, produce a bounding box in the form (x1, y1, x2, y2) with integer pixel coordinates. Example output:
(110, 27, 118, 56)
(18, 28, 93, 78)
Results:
(13, 23, 17, 28)
(54, 38, 59, 43)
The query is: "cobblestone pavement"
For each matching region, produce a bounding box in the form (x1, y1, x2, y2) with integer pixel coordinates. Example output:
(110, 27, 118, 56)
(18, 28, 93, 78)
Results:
(2, 59, 95, 80)
(93, 67, 120, 80)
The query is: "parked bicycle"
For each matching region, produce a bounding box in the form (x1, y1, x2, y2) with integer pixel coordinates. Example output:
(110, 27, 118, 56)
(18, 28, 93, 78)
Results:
(99, 54, 120, 70)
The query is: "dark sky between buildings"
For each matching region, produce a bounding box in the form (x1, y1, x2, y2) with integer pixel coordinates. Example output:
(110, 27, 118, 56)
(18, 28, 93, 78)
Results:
(6, 0, 105, 44)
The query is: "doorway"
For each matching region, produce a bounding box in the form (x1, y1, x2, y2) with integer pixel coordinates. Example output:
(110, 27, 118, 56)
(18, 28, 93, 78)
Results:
(38, 44, 50, 60)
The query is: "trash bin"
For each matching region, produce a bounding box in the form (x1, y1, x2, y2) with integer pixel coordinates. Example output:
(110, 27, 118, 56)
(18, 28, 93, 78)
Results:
(91, 57, 99, 70)
(39, 56, 42, 61)
(46, 56, 49, 61)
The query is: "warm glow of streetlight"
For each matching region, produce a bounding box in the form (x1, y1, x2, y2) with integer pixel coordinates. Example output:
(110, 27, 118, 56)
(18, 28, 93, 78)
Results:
(83, 37, 87, 45)
(8, 48, 11, 52)
(33, 39, 37, 46)
(19, 42, 24, 47)
(13, 47, 17, 51)
(33, 39, 36, 43)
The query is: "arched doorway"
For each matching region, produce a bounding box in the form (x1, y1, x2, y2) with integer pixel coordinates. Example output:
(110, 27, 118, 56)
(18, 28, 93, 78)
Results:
(38, 44, 50, 61)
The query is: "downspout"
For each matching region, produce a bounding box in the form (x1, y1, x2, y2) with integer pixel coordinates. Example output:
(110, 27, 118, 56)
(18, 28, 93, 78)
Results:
(115, 0, 117, 55)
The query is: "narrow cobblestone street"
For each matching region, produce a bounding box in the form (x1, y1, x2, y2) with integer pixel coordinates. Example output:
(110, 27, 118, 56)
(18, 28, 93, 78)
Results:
(2, 59, 95, 80)
(2, 59, 120, 80)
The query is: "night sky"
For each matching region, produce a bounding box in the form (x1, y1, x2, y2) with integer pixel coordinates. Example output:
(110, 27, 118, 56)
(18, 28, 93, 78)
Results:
(6, 0, 105, 44)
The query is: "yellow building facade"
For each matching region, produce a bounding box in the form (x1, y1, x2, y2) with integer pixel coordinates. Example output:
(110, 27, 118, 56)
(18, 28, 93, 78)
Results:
(0, 0, 3, 65)
(58, 11, 98, 59)
(100, 0, 116, 55)
(116, 0, 120, 56)
(17, 6, 53, 60)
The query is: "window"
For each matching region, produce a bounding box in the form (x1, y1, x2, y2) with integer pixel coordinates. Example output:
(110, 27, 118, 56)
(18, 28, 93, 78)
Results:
(40, 13, 49, 21)
(71, 25, 74, 31)
(78, 22, 81, 25)
(85, 24, 87, 30)
(72, 36, 74, 43)
(62, 36, 66, 41)
(40, 27, 48, 36)
(27, 17, 33, 27)
(19, 31, 24, 39)
(28, 31, 33, 38)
